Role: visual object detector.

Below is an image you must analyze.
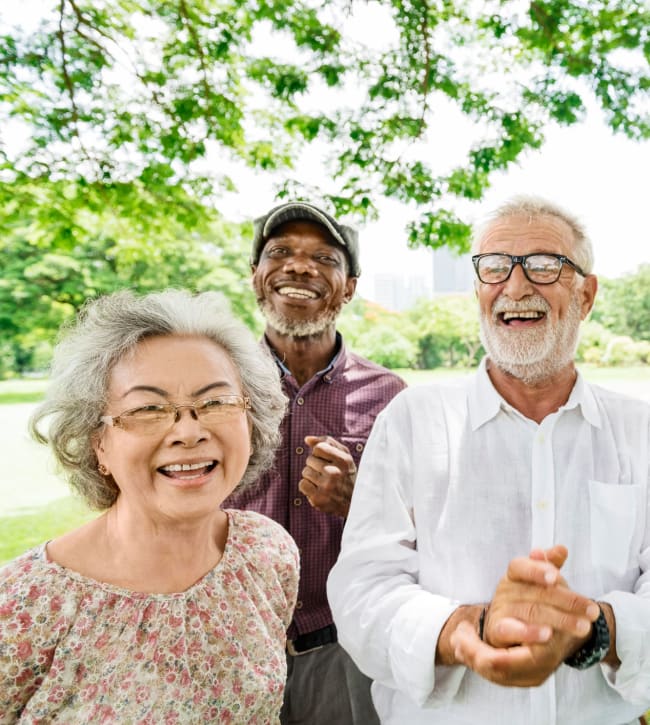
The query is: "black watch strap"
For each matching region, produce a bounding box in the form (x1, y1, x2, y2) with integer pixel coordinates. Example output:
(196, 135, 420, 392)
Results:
(564, 605, 610, 670)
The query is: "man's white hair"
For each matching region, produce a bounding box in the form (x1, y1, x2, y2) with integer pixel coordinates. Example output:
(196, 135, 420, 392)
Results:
(471, 195, 594, 274)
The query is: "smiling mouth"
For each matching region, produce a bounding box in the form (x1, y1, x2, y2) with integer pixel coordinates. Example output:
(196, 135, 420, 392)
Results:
(158, 461, 217, 480)
(499, 310, 546, 325)
(277, 286, 318, 300)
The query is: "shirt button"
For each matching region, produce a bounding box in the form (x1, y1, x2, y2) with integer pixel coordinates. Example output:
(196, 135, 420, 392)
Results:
(537, 434, 545, 444)
(296, 397, 305, 406)
(324, 375, 331, 382)
(355, 443, 364, 452)
(293, 497, 302, 506)
(296, 446, 304, 455)
(536, 500, 549, 510)
(295, 601, 303, 609)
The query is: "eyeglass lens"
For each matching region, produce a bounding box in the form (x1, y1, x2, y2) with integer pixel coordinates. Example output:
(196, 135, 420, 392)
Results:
(119, 397, 247, 432)
(477, 254, 563, 284)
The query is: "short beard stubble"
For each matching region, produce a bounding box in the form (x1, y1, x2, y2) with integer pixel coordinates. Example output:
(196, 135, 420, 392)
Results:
(258, 299, 343, 338)
(479, 290, 584, 385)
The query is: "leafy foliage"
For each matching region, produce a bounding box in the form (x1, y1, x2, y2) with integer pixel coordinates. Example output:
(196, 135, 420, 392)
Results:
(406, 294, 483, 368)
(1, 0, 648, 253)
(338, 298, 418, 368)
(592, 264, 650, 342)
(0, 173, 257, 373)
(0, 1, 648, 375)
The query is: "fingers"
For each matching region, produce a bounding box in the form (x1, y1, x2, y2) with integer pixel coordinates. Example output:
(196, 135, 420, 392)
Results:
(298, 436, 355, 517)
(508, 551, 600, 622)
(529, 545, 568, 569)
(507, 555, 562, 587)
(490, 616, 552, 645)
(304, 435, 355, 468)
(487, 546, 599, 645)
(449, 621, 555, 688)
(489, 597, 596, 642)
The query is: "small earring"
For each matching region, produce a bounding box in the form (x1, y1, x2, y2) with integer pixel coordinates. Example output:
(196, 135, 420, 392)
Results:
(98, 463, 109, 476)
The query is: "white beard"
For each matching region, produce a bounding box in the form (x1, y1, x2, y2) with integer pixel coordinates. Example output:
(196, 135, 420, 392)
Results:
(258, 299, 342, 338)
(479, 291, 583, 385)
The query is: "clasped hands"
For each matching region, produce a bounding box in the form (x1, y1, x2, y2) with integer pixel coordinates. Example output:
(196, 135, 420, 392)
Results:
(444, 545, 602, 687)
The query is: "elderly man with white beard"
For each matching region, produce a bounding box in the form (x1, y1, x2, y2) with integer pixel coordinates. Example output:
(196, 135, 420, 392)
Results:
(327, 195, 650, 725)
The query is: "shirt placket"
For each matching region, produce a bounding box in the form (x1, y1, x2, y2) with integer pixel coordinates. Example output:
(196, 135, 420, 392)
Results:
(529, 413, 559, 725)
(286, 377, 317, 631)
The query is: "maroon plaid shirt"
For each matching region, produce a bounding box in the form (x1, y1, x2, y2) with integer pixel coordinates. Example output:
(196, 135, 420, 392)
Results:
(224, 335, 406, 639)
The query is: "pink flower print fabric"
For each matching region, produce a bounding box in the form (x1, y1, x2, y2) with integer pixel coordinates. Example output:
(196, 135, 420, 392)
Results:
(0, 509, 299, 724)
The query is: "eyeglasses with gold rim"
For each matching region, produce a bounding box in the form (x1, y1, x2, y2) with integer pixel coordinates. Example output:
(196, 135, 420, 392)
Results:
(100, 395, 251, 435)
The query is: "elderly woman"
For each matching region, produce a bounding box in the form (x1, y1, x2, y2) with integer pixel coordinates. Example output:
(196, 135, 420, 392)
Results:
(0, 289, 299, 723)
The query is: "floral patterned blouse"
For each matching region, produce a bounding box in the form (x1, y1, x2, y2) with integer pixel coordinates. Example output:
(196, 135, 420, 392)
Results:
(0, 509, 299, 724)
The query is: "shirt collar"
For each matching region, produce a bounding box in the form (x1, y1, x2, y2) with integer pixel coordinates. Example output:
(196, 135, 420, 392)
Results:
(262, 332, 347, 381)
(468, 358, 502, 430)
(468, 358, 602, 430)
(560, 370, 602, 428)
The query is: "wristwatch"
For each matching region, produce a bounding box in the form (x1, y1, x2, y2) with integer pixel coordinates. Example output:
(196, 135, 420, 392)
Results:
(564, 605, 610, 670)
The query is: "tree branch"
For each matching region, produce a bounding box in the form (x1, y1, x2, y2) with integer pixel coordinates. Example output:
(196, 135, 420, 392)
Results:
(417, 0, 432, 134)
(57, 0, 91, 163)
(178, 0, 213, 107)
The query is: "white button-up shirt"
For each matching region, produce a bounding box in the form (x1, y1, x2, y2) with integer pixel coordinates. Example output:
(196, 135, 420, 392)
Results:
(328, 361, 650, 725)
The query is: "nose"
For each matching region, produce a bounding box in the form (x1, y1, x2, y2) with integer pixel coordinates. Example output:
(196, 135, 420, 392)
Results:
(500, 261, 535, 300)
(283, 253, 318, 276)
(169, 405, 207, 445)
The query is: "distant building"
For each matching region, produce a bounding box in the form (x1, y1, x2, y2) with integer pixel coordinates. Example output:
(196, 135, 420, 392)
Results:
(432, 247, 474, 294)
(372, 274, 430, 312)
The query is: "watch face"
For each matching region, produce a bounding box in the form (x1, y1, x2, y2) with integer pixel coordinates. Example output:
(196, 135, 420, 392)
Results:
(564, 607, 610, 670)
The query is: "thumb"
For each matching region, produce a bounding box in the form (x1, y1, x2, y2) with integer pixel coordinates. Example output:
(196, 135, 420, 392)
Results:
(305, 435, 327, 449)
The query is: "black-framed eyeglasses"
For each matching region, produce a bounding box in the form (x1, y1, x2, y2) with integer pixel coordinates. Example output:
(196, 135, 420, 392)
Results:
(472, 253, 586, 285)
(100, 395, 251, 436)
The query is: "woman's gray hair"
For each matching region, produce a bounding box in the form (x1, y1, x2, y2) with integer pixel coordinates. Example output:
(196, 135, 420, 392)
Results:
(471, 194, 594, 274)
(30, 289, 287, 510)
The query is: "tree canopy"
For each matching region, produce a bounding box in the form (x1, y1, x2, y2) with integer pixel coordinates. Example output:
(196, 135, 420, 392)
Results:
(1, 0, 649, 251)
(0, 0, 649, 374)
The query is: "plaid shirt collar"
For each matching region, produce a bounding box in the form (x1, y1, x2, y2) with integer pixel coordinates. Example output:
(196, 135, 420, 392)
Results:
(262, 332, 346, 383)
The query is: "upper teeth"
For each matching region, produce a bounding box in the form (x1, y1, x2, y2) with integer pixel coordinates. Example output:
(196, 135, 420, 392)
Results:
(278, 286, 317, 299)
(161, 461, 212, 472)
(502, 311, 544, 320)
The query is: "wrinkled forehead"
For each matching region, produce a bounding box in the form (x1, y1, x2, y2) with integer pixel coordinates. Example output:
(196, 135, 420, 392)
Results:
(106, 334, 241, 397)
(476, 213, 577, 256)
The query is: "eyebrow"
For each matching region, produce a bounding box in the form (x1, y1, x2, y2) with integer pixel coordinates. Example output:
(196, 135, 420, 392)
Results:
(266, 238, 343, 255)
(120, 382, 236, 399)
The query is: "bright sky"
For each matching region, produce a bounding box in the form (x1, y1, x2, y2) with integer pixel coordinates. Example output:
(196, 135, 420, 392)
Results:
(352, 113, 650, 298)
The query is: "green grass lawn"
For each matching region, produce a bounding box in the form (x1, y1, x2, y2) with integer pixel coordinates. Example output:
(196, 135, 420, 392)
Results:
(0, 377, 50, 404)
(0, 496, 96, 564)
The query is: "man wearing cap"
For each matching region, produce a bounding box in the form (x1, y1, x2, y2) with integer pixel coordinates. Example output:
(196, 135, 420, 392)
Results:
(224, 201, 406, 724)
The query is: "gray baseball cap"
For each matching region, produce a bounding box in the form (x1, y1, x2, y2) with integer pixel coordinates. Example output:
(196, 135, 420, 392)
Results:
(250, 201, 361, 277)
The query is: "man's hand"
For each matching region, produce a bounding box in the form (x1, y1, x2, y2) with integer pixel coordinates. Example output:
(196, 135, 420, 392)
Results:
(449, 619, 569, 687)
(484, 545, 598, 648)
(446, 545, 601, 687)
(298, 435, 357, 517)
